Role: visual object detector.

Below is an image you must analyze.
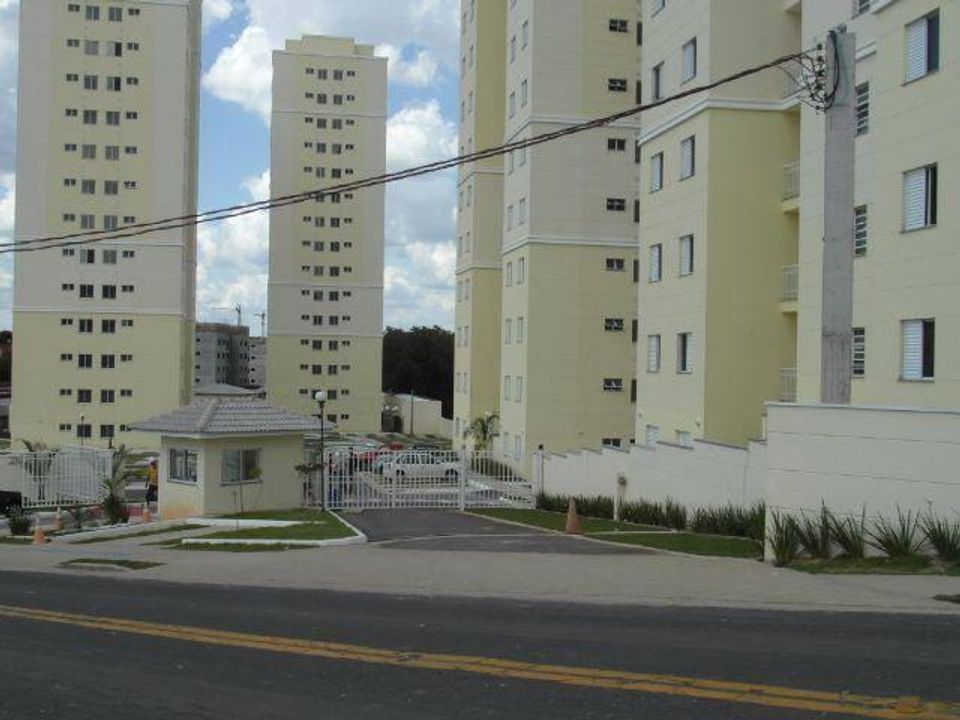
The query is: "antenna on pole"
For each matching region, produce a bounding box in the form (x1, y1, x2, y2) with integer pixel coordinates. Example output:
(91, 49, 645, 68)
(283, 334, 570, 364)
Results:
(235, 304, 243, 327)
(255, 312, 266, 337)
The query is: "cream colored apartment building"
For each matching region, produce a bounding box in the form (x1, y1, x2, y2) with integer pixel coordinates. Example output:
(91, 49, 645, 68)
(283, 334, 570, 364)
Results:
(12, 0, 200, 448)
(266, 36, 386, 432)
(453, 0, 506, 446)
(455, 0, 642, 470)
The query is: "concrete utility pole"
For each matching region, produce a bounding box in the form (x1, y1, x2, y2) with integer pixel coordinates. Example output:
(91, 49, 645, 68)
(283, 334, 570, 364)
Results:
(820, 28, 856, 404)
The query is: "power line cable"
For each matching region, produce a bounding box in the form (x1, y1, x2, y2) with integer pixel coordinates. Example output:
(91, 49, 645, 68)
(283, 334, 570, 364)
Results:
(2, 49, 817, 256)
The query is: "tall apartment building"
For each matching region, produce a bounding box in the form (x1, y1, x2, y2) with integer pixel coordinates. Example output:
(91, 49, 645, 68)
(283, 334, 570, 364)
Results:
(247, 336, 266, 389)
(12, 0, 200, 447)
(455, 1, 641, 471)
(267, 36, 386, 432)
(795, 0, 959, 409)
(453, 0, 506, 446)
(193, 323, 253, 388)
(635, 0, 800, 448)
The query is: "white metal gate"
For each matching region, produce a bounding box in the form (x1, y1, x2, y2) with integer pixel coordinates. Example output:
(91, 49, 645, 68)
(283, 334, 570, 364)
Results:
(303, 448, 534, 511)
(0, 446, 112, 509)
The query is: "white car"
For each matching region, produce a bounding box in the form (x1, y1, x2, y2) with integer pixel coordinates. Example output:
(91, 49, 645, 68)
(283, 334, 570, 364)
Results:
(382, 452, 460, 481)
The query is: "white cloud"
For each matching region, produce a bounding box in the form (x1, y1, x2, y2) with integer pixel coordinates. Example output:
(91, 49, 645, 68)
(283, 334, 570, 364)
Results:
(376, 43, 440, 87)
(0, 173, 14, 327)
(386, 100, 457, 171)
(196, 170, 270, 324)
(202, 25, 274, 122)
(0, 173, 13, 235)
(202, 0, 234, 31)
(0, 0, 19, 172)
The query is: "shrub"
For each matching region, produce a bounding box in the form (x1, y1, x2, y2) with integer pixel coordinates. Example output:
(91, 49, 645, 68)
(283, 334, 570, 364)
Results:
(621, 499, 663, 527)
(663, 499, 688, 530)
(536, 492, 569, 514)
(922, 514, 960, 562)
(6, 507, 32, 536)
(690, 503, 765, 540)
(767, 512, 800, 567)
(795, 504, 832, 559)
(867, 508, 923, 558)
(829, 507, 867, 559)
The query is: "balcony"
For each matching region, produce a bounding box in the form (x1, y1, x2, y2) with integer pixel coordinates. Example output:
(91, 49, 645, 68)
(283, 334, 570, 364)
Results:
(782, 161, 799, 201)
(780, 265, 799, 303)
(779, 368, 797, 403)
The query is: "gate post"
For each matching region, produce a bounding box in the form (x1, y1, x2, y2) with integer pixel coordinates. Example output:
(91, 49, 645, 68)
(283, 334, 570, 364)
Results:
(458, 449, 467, 511)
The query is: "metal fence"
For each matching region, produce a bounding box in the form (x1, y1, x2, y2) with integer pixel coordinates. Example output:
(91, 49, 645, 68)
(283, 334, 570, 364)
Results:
(303, 448, 535, 511)
(0, 446, 112, 509)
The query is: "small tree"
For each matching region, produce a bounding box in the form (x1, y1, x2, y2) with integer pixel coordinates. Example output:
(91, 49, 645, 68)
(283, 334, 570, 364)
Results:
(101, 445, 130, 524)
(465, 413, 499, 451)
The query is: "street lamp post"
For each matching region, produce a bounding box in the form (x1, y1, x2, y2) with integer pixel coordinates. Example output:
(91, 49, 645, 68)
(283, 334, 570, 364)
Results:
(314, 390, 327, 511)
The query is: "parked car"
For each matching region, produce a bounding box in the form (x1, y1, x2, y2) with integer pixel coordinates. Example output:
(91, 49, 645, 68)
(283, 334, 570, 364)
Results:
(381, 452, 460, 481)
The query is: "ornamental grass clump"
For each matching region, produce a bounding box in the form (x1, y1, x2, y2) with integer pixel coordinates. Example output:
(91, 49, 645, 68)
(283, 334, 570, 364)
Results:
(921, 514, 960, 563)
(795, 504, 832, 559)
(767, 512, 801, 567)
(867, 507, 924, 558)
(829, 507, 867, 559)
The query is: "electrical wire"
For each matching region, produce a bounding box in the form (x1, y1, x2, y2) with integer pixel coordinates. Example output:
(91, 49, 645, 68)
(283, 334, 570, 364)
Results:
(2, 49, 817, 256)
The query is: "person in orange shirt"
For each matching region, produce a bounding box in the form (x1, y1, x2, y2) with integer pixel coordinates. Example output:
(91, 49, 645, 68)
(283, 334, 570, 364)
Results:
(145, 459, 158, 503)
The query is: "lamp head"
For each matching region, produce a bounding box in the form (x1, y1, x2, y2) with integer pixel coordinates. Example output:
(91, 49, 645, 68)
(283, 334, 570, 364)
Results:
(314, 389, 327, 404)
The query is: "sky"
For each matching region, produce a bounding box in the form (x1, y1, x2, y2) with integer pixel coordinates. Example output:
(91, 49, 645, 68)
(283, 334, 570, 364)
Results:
(0, 0, 460, 332)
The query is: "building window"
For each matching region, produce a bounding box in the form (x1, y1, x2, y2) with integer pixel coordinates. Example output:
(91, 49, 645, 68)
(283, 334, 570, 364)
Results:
(905, 11, 939, 82)
(604, 318, 625, 332)
(85, 5, 100, 20)
(505, 318, 513, 344)
(609, 18, 628, 33)
(679, 235, 694, 276)
(608, 78, 628, 93)
(522, 20, 529, 48)
(222, 449, 261, 485)
(76, 424, 92, 439)
(518, 197, 527, 225)
(517, 257, 525, 284)
(516, 317, 524, 343)
(521, 79, 528, 106)
(652, 0, 666, 14)
(903, 164, 937, 230)
(855, 0, 872, 16)
(606, 257, 625, 272)
(607, 138, 626, 152)
(852, 327, 866, 377)
(648, 244, 662, 282)
(682, 38, 697, 82)
(855, 82, 870, 135)
(108, 6, 122, 21)
(680, 136, 695, 179)
(647, 335, 661, 372)
(78, 319, 93, 333)
(650, 152, 663, 192)
(651, 63, 663, 101)
(504, 376, 512, 401)
(84, 40, 99, 55)
(603, 378, 624, 392)
(100, 390, 115, 404)
(854, 205, 868, 256)
(170, 449, 198, 484)
(902, 319, 934, 380)
(515, 377, 523, 403)
(506, 204, 514, 230)
(101, 354, 115, 369)
(632, 319, 639, 343)
(677, 333, 693, 373)
(602, 438, 622, 448)
(645, 425, 659, 447)
(675, 431, 692, 447)
(606, 197, 626, 212)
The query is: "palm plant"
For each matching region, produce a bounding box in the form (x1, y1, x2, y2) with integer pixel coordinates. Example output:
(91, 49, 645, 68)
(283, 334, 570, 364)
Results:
(465, 412, 499, 451)
(101, 445, 130, 525)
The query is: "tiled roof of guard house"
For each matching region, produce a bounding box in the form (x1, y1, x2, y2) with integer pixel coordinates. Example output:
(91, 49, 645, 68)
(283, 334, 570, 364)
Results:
(131, 398, 324, 437)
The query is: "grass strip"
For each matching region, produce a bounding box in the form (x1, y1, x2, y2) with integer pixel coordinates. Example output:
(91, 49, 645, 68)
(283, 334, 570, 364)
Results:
(0, 536, 46, 545)
(73, 524, 206, 544)
(60, 558, 164, 570)
(203, 517, 354, 542)
(789, 556, 959, 575)
(219, 509, 332, 522)
(472, 508, 667, 533)
(592, 531, 762, 558)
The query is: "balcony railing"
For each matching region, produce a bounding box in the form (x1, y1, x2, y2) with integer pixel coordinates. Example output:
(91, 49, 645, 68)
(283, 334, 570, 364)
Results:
(781, 265, 799, 302)
(782, 161, 799, 200)
(779, 368, 798, 403)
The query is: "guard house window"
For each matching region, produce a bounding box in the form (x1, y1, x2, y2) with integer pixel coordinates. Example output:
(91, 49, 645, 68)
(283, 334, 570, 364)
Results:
(677, 332, 694, 373)
(222, 449, 261, 485)
(854, 205, 868, 256)
(169, 449, 198, 484)
(855, 83, 870, 135)
(682, 38, 697, 82)
(852, 327, 866, 377)
(903, 164, 937, 230)
(905, 11, 939, 82)
(901, 319, 935, 380)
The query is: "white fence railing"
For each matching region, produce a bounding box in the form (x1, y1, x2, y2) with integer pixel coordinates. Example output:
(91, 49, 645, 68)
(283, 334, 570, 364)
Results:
(303, 448, 535, 511)
(0, 446, 112, 509)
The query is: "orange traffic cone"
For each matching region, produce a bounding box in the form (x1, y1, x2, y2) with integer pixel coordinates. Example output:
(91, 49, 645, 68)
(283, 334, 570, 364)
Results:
(32, 520, 46, 546)
(564, 498, 581, 535)
(142, 503, 152, 524)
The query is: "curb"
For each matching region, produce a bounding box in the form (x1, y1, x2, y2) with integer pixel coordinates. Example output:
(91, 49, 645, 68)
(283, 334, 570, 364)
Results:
(181, 535, 367, 548)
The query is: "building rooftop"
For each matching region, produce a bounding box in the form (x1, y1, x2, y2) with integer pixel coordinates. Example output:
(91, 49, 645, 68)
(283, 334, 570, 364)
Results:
(193, 383, 263, 398)
(131, 398, 323, 437)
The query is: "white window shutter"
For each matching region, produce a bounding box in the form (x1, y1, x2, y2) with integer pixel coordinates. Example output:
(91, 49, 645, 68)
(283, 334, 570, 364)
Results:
(682, 41, 696, 81)
(902, 320, 923, 379)
(648, 245, 660, 281)
(903, 168, 926, 230)
(680, 237, 692, 275)
(651, 154, 662, 191)
(681, 138, 693, 178)
(647, 335, 660, 371)
(905, 18, 927, 82)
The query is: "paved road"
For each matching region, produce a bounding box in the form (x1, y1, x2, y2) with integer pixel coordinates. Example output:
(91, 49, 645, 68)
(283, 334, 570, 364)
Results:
(1, 571, 958, 719)
(346, 509, 648, 554)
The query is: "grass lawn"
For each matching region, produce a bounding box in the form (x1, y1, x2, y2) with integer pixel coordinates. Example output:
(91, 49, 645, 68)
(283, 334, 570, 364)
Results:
(472, 508, 666, 533)
(174, 543, 312, 553)
(593, 532, 763, 559)
(0, 536, 46, 545)
(73, 524, 206, 544)
(203, 515, 355, 542)
(789, 556, 960, 576)
(60, 558, 164, 570)
(220, 508, 333, 522)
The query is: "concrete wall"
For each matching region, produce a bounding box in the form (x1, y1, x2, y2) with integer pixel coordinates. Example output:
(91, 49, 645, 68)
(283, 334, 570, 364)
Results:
(389, 394, 452, 439)
(159, 434, 305, 520)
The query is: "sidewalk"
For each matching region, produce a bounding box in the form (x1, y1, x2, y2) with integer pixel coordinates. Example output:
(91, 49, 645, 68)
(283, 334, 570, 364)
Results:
(2, 530, 958, 615)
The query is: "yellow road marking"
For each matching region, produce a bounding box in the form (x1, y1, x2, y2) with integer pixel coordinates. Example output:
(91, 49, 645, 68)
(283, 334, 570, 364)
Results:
(1, 603, 957, 719)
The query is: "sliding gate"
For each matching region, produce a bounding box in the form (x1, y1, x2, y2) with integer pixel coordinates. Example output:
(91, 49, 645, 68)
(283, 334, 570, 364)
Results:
(303, 448, 534, 511)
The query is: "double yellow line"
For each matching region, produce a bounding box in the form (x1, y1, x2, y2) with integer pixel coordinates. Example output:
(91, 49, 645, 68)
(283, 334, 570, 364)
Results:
(1, 603, 956, 719)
